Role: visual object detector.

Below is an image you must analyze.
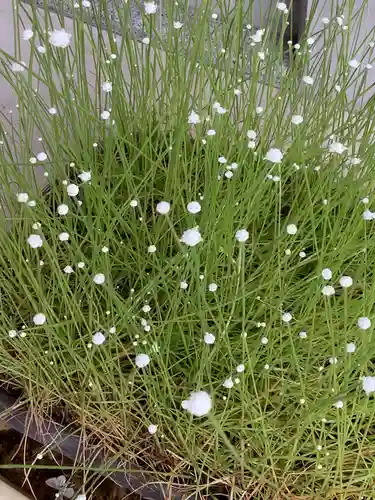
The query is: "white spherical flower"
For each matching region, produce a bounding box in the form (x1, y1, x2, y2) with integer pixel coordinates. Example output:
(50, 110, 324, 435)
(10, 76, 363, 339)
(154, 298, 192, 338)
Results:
(299, 251, 306, 258)
(291, 114, 303, 125)
(334, 400, 344, 409)
(247, 130, 257, 140)
(37, 152, 47, 161)
(276, 2, 287, 11)
(23, 28, 34, 41)
(141, 37, 150, 45)
(188, 110, 200, 125)
(78, 171, 91, 183)
(181, 390, 212, 417)
(322, 285, 335, 296)
(37, 46, 46, 54)
(101, 110, 110, 120)
(302, 75, 314, 85)
(59, 232, 69, 242)
(101, 246, 109, 253)
(67, 183, 79, 197)
(307, 37, 315, 45)
(328, 142, 347, 154)
(144, 1, 157, 14)
(255, 106, 263, 114)
(362, 376, 375, 395)
(286, 224, 297, 235)
(148, 424, 158, 434)
(208, 283, 218, 292)
(362, 209, 375, 221)
(207, 129, 216, 136)
(339, 276, 353, 288)
(130, 199, 138, 207)
(173, 21, 183, 29)
(64, 265, 74, 274)
(8, 330, 18, 338)
(33, 313, 46, 325)
(77, 262, 85, 268)
(57, 204, 69, 215)
(348, 59, 360, 69)
(285, 248, 291, 256)
(223, 378, 234, 389)
(265, 148, 283, 163)
(261, 336, 268, 345)
(321, 268, 332, 280)
(204, 332, 216, 345)
(142, 304, 151, 313)
(250, 29, 264, 43)
(82, 0, 91, 6)
(148, 245, 157, 253)
(299, 331, 307, 339)
(102, 81, 113, 93)
(224, 171, 233, 179)
(93, 273, 105, 285)
(17, 193, 29, 203)
(236, 364, 245, 373)
(180, 281, 188, 290)
(180, 228, 202, 247)
(49, 29, 72, 48)
(135, 353, 150, 368)
(27, 234, 43, 248)
(358, 317, 371, 330)
(218, 156, 227, 164)
(187, 201, 201, 214)
(235, 229, 249, 242)
(11, 61, 26, 72)
(156, 201, 170, 215)
(329, 357, 338, 365)
(92, 331, 106, 345)
(346, 342, 356, 353)
(282, 312, 292, 323)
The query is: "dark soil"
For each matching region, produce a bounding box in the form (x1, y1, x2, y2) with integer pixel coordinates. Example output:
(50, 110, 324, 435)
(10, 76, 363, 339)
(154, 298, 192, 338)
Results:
(0, 424, 138, 500)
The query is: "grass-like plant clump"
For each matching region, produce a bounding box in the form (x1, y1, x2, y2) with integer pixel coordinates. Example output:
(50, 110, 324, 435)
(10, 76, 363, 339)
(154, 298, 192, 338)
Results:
(1, 0, 375, 498)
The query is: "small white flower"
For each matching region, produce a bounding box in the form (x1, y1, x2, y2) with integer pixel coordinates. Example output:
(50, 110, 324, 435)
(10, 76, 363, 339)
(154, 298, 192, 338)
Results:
(82, 0, 91, 6)
(37, 152, 47, 161)
(366, 63, 373, 70)
(250, 29, 264, 43)
(109, 327, 116, 334)
(64, 265, 74, 274)
(329, 357, 338, 365)
(188, 110, 200, 125)
(173, 21, 183, 29)
(17, 193, 29, 203)
(291, 115, 303, 125)
(334, 85, 341, 92)
(33, 313, 46, 325)
(348, 59, 360, 69)
(265, 148, 283, 163)
(92, 331, 106, 345)
(322, 17, 330, 24)
(328, 142, 347, 154)
(224, 171, 233, 179)
(11, 61, 26, 72)
(101, 110, 110, 120)
(180, 228, 202, 247)
(207, 129, 216, 136)
(218, 156, 227, 164)
(299, 251, 306, 258)
(148, 245, 157, 253)
(77, 262, 85, 268)
(8, 330, 18, 338)
(48, 107, 57, 115)
(22, 28, 34, 41)
(350, 157, 361, 165)
(208, 283, 218, 292)
(27, 234, 43, 248)
(339, 276, 353, 288)
(204, 332, 215, 345)
(156, 201, 170, 215)
(255, 106, 263, 115)
(285, 248, 291, 255)
(248, 140, 256, 149)
(130, 199, 138, 207)
(37, 46, 46, 54)
(223, 378, 234, 389)
(101, 246, 109, 253)
(142, 305, 151, 313)
(234, 88, 242, 96)
(148, 424, 158, 434)
(78, 171, 91, 183)
(322, 285, 335, 297)
(258, 51, 265, 60)
(144, 1, 157, 14)
(321, 268, 332, 280)
(59, 232, 69, 242)
(102, 81, 113, 93)
(286, 224, 297, 235)
(362, 209, 375, 221)
(346, 342, 356, 353)
(236, 364, 245, 373)
(181, 390, 212, 417)
(67, 183, 79, 197)
(180, 281, 188, 290)
(362, 376, 375, 395)
(276, 2, 287, 11)
(49, 29, 72, 48)
(93, 273, 105, 285)
(361, 197, 369, 204)
(299, 331, 307, 339)
(302, 75, 314, 85)
(261, 336, 269, 345)
(282, 312, 292, 323)
(333, 400, 344, 409)
(247, 130, 257, 140)
(235, 229, 249, 242)
(307, 37, 315, 45)
(358, 317, 371, 330)
(57, 204, 69, 216)
(135, 353, 150, 368)
(187, 201, 201, 214)
(141, 37, 150, 45)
